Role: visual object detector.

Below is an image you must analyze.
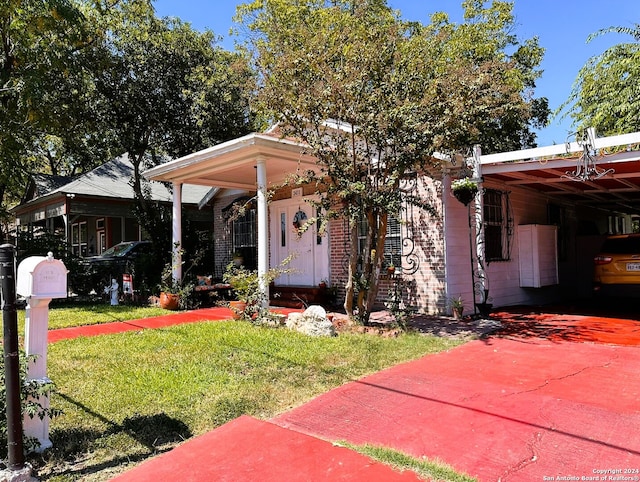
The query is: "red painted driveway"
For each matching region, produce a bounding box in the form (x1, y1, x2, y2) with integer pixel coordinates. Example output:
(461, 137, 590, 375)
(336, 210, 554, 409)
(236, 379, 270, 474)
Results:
(54, 306, 639, 481)
(274, 337, 640, 481)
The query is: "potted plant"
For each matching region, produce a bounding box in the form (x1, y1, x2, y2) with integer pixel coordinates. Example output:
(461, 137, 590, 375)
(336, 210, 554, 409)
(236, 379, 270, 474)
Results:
(158, 246, 196, 310)
(223, 257, 294, 322)
(319, 279, 327, 289)
(451, 177, 479, 206)
(448, 295, 464, 320)
(223, 263, 259, 319)
(158, 267, 194, 311)
(386, 263, 396, 275)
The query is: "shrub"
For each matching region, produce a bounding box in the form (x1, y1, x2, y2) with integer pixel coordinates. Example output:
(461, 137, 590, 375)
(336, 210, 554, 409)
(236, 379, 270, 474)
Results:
(0, 353, 62, 456)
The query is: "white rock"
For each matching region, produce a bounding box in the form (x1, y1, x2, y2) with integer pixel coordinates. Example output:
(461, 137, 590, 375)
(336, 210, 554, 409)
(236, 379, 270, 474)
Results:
(286, 305, 335, 337)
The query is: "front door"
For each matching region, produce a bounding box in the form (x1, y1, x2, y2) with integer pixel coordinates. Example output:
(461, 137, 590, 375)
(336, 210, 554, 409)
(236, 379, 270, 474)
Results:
(270, 197, 329, 286)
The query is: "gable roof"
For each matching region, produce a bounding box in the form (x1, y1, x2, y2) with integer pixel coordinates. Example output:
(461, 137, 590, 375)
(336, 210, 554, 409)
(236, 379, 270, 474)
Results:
(15, 154, 212, 209)
(20, 173, 75, 205)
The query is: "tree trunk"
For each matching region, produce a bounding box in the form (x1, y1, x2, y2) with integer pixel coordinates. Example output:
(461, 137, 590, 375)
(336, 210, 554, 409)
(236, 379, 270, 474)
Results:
(363, 211, 387, 321)
(343, 220, 359, 317)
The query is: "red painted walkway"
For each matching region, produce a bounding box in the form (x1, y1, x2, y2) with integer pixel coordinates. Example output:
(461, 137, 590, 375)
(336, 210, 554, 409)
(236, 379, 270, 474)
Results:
(112, 415, 422, 482)
(50, 307, 640, 481)
(48, 307, 234, 343)
(491, 307, 640, 346)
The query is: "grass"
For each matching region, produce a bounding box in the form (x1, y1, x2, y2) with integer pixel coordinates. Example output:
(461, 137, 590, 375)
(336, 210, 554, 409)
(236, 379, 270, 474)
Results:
(343, 442, 477, 482)
(15, 305, 470, 481)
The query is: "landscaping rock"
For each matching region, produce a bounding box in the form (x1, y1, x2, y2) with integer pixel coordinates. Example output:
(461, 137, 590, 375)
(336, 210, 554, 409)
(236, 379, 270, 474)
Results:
(286, 306, 335, 337)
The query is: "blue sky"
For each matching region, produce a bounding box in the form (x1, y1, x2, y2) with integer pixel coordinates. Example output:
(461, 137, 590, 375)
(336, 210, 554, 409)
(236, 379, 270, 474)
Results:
(154, 0, 640, 148)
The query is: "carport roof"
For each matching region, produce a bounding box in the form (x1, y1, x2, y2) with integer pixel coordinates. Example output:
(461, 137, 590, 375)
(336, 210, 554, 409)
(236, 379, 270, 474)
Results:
(481, 131, 640, 215)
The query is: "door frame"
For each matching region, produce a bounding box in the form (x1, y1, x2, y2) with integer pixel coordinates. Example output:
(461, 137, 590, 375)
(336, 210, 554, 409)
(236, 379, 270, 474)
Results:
(269, 195, 329, 286)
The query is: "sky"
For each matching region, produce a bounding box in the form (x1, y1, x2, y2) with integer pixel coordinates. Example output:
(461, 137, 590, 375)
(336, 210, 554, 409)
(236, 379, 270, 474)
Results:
(153, 0, 640, 148)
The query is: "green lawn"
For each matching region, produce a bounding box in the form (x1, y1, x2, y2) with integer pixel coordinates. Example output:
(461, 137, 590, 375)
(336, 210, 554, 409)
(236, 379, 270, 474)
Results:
(19, 308, 473, 481)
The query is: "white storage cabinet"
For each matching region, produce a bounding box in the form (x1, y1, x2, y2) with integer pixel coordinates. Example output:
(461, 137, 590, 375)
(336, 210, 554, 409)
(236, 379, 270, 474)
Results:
(517, 224, 558, 288)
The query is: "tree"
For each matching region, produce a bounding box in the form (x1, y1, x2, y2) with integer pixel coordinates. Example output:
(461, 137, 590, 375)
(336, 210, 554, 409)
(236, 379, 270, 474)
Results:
(0, 0, 109, 234)
(92, 0, 258, 250)
(561, 24, 640, 136)
(237, 0, 547, 323)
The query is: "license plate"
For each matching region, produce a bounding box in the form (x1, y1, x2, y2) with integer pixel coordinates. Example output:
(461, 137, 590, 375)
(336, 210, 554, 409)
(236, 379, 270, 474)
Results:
(627, 263, 640, 271)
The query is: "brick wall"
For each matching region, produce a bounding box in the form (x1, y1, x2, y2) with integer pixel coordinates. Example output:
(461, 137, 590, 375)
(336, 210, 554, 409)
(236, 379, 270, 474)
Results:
(213, 176, 448, 315)
(325, 174, 447, 315)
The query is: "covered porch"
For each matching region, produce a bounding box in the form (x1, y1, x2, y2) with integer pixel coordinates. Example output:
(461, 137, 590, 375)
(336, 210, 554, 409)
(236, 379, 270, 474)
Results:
(143, 132, 318, 295)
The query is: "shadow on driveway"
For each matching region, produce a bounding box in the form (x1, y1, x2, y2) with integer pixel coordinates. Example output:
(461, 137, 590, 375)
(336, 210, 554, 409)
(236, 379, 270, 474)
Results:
(488, 296, 640, 346)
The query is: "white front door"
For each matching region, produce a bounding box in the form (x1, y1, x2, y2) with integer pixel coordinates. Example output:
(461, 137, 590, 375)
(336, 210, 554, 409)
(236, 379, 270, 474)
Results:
(270, 197, 329, 286)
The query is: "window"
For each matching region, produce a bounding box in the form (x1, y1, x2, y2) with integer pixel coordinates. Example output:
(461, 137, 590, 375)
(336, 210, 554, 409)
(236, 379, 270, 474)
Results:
(71, 221, 88, 256)
(483, 189, 511, 262)
(232, 206, 257, 270)
(358, 215, 402, 270)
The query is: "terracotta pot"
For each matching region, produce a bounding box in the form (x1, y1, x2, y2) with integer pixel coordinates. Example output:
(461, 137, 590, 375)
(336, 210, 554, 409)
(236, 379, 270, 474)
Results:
(160, 292, 180, 311)
(229, 300, 247, 319)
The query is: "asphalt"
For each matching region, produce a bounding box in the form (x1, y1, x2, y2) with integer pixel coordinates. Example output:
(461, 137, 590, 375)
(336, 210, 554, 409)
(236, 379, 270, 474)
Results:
(47, 305, 640, 481)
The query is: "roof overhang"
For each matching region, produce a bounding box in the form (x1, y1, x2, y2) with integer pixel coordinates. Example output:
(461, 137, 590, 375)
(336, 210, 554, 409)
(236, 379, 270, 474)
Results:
(480, 131, 640, 215)
(144, 133, 318, 191)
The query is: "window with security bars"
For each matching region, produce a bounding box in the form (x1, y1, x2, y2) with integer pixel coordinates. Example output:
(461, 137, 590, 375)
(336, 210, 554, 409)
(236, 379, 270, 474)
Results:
(233, 207, 257, 270)
(483, 189, 510, 262)
(357, 215, 402, 270)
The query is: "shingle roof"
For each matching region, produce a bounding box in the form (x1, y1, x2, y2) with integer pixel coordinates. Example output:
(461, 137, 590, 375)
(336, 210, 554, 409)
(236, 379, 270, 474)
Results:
(26, 154, 211, 205)
(31, 173, 75, 197)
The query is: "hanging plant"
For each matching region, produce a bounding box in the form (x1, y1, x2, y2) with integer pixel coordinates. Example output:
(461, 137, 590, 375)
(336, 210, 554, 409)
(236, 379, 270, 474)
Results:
(451, 177, 479, 206)
(292, 209, 307, 229)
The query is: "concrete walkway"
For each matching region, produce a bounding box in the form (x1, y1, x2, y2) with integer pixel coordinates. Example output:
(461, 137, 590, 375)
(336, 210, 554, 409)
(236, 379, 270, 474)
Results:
(50, 306, 640, 481)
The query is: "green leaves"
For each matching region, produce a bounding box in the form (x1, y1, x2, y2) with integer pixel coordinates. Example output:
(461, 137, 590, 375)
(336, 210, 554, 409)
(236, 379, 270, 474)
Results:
(562, 24, 640, 135)
(237, 0, 546, 320)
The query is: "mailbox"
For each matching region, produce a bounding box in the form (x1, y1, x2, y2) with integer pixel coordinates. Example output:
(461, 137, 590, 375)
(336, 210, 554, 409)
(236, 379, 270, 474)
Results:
(17, 252, 68, 299)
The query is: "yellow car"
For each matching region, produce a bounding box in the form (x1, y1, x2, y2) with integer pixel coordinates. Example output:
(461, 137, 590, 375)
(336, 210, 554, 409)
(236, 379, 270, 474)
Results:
(593, 234, 640, 293)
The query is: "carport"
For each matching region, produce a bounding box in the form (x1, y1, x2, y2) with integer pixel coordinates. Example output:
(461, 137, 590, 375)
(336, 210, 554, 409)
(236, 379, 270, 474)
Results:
(480, 130, 640, 220)
(477, 130, 640, 300)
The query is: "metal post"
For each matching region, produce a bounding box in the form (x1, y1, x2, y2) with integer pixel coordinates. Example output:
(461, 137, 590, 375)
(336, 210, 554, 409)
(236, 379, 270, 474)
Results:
(467, 205, 478, 315)
(0, 244, 25, 470)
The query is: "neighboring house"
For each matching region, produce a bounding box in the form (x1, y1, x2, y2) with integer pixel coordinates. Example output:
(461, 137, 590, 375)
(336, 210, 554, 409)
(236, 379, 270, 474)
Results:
(144, 129, 640, 315)
(12, 154, 214, 256)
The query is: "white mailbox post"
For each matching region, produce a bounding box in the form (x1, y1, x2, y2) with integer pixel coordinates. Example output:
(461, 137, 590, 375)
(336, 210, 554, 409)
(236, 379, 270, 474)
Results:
(17, 252, 68, 451)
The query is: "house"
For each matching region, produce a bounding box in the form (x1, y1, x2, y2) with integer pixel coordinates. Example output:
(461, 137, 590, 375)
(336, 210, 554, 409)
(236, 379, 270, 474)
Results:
(12, 154, 214, 257)
(143, 128, 640, 315)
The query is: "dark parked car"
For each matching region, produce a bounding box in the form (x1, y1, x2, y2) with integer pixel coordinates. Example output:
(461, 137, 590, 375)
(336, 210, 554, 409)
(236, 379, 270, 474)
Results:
(84, 241, 153, 290)
(86, 241, 153, 266)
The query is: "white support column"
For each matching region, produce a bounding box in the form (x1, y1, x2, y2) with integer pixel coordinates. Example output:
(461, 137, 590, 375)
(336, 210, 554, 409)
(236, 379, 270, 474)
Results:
(172, 182, 183, 282)
(256, 157, 269, 304)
